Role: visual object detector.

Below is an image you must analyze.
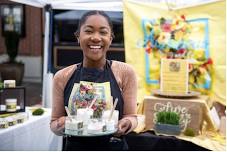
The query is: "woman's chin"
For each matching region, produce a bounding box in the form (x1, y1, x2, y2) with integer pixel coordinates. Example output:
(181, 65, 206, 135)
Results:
(88, 56, 104, 62)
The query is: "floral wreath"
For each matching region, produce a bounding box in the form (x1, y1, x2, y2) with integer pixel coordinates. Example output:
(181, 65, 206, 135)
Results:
(143, 15, 213, 93)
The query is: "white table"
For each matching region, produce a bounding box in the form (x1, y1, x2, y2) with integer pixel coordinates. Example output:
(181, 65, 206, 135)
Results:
(0, 108, 63, 151)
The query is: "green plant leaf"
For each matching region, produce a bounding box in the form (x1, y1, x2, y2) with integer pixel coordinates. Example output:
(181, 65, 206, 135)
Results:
(156, 111, 180, 125)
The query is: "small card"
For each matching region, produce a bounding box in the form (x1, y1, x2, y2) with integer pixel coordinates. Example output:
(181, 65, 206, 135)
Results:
(68, 81, 112, 114)
(160, 59, 188, 94)
(209, 107, 221, 129)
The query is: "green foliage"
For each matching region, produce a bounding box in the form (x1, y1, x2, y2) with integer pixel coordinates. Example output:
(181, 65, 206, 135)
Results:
(0, 81, 3, 90)
(4, 31, 20, 63)
(183, 128, 195, 137)
(156, 111, 180, 125)
(32, 108, 44, 116)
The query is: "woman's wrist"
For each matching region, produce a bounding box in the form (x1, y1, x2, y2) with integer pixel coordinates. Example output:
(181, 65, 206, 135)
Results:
(123, 119, 132, 133)
(122, 115, 138, 133)
(50, 117, 66, 136)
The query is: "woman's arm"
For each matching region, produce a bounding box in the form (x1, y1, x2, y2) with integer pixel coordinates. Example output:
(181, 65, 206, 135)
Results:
(112, 61, 138, 135)
(50, 65, 76, 135)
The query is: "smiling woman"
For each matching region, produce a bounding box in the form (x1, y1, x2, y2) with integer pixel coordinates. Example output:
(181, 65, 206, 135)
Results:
(50, 10, 138, 151)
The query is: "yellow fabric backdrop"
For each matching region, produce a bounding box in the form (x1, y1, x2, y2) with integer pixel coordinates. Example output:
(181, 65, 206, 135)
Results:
(123, 0, 226, 105)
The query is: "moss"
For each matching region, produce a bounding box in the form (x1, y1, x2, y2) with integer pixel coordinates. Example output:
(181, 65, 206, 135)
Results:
(32, 108, 44, 116)
(184, 128, 195, 137)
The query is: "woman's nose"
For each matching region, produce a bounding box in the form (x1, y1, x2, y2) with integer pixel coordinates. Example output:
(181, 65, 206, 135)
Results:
(91, 33, 101, 41)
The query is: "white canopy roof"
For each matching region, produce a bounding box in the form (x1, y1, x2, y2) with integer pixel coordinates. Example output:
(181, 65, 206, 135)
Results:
(10, 0, 221, 11)
(10, 0, 123, 11)
(54, 10, 122, 23)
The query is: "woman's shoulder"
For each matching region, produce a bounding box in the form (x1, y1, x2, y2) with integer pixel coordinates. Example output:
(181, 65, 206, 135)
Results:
(53, 64, 78, 80)
(111, 60, 135, 73)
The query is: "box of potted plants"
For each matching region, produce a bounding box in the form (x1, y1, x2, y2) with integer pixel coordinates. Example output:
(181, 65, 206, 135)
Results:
(154, 111, 181, 135)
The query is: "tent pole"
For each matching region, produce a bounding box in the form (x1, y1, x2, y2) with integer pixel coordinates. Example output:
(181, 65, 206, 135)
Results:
(42, 5, 52, 108)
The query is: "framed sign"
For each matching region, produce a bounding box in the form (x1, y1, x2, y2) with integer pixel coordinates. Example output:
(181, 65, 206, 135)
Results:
(0, 86, 26, 114)
(1, 4, 25, 37)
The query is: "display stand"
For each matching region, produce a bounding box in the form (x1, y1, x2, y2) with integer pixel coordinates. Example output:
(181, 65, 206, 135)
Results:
(0, 87, 26, 114)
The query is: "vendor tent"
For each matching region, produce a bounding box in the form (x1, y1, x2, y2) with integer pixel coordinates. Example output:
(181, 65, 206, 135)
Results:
(8, 0, 224, 107)
(54, 10, 122, 23)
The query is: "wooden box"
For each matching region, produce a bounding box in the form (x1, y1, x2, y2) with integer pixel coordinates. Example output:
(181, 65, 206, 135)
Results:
(143, 95, 209, 135)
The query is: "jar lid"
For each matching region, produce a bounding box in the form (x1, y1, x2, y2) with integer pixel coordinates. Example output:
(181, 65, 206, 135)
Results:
(4, 80, 16, 83)
(5, 98, 17, 103)
(5, 116, 15, 122)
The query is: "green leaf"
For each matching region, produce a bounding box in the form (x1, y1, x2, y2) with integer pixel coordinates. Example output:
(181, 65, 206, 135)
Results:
(156, 111, 180, 125)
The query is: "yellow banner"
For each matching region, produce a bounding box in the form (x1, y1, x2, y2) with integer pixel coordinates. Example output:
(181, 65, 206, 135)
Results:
(123, 0, 226, 105)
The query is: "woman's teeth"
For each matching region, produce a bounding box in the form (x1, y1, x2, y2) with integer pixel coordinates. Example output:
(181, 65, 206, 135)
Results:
(89, 45, 101, 49)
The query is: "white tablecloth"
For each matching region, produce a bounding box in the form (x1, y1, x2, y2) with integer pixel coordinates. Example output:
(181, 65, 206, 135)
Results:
(0, 108, 63, 151)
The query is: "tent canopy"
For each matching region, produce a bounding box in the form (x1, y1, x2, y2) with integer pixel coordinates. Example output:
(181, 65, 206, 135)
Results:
(54, 10, 122, 23)
(10, 0, 221, 11)
(10, 0, 123, 11)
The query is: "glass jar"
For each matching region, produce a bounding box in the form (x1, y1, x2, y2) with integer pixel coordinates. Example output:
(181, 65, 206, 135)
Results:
(5, 98, 17, 112)
(0, 118, 9, 129)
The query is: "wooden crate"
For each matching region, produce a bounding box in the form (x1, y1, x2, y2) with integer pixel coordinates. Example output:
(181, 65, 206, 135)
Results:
(143, 95, 210, 135)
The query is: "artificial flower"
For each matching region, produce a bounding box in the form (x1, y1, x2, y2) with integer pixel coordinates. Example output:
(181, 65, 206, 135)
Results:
(143, 15, 213, 92)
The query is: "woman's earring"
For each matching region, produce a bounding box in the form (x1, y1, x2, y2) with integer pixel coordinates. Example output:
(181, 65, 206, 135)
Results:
(77, 38, 80, 44)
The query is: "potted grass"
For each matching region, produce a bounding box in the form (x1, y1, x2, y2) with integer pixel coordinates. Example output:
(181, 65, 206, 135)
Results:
(0, 31, 24, 86)
(154, 111, 181, 135)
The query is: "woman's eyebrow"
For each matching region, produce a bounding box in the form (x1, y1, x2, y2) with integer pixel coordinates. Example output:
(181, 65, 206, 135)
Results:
(83, 25, 93, 29)
(100, 27, 109, 30)
(84, 25, 109, 30)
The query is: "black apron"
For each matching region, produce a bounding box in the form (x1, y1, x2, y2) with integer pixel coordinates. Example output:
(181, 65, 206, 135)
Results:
(63, 60, 128, 150)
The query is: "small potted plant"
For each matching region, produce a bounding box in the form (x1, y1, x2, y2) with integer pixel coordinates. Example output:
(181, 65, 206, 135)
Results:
(0, 31, 24, 85)
(154, 111, 181, 135)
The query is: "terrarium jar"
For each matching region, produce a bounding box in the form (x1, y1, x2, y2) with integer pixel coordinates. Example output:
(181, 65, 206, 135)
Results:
(102, 110, 119, 126)
(76, 108, 93, 126)
(0, 118, 8, 129)
(92, 100, 106, 119)
(5, 98, 17, 112)
(93, 108, 104, 119)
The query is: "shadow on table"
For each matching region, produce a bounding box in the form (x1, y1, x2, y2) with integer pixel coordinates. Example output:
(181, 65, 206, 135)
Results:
(125, 131, 210, 151)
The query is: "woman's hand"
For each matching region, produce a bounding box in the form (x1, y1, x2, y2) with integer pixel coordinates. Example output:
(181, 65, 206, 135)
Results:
(116, 118, 132, 136)
(51, 116, 66, 136)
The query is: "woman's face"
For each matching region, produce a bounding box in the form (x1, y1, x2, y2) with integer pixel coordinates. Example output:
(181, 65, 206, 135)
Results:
(79, 14, 112, 62)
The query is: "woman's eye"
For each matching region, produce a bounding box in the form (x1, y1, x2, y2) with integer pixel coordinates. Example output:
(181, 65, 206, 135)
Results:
(100, 31, 108, 35)
(84, 30, 92, 34)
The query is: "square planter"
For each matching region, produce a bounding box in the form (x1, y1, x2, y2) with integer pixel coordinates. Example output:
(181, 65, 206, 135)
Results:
(154, 123, 181, 135)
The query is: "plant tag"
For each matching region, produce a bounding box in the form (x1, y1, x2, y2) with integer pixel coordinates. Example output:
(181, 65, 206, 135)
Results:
(209, 107, 220, 129)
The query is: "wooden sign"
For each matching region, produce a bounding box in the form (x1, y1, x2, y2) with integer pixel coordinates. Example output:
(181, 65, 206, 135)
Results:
(143, 95, 210, 135)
